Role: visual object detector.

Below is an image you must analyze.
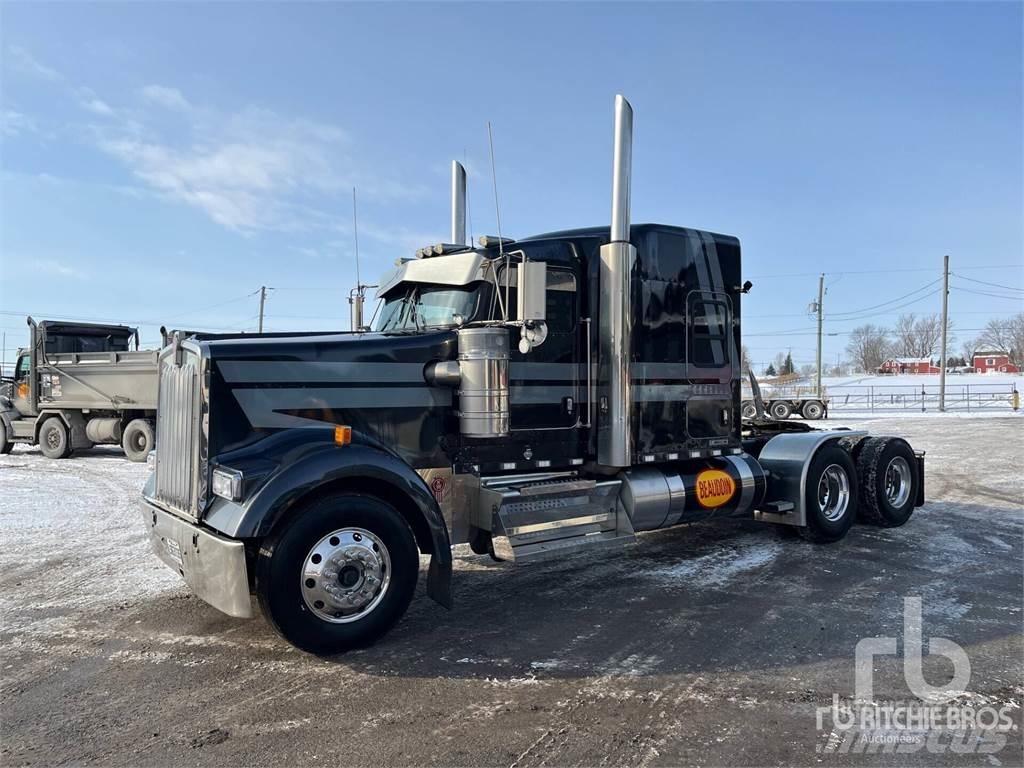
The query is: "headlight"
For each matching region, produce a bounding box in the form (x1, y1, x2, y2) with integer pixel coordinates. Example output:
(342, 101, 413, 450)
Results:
(211, 467, 243, 501)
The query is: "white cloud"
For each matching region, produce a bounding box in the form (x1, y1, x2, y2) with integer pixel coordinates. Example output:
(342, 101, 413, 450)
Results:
(90, 91, 425, 233)
(140, 85, 191, 112)
(33, 259, 87, 280)
(2, 110, 37, 137)
(8, 46, 62, 81)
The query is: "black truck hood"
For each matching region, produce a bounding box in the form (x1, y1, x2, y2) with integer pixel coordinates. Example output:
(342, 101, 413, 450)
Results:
(201, 329, 458, 467)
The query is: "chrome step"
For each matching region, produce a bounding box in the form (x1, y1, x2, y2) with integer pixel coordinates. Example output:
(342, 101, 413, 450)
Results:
(480, 475, 635, 563)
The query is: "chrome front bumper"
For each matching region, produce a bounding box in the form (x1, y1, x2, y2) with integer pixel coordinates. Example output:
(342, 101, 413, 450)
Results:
(140, 499, 254, 618)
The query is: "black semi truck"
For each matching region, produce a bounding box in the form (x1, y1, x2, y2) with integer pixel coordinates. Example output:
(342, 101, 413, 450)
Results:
(141, 96, 925, 654)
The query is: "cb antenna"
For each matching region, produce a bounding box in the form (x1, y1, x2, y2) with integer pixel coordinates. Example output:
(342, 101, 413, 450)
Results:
(352, 186, 361, 288)
(348, 186, 368, 332)
(487, 121, 510, 320)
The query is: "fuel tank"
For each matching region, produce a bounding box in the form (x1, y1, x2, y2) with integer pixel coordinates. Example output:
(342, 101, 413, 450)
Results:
(618, 454, 766, 531)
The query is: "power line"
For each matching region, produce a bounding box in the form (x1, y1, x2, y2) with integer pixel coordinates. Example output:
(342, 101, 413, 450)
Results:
(950, 284, 1024, 302)
(825, 279, 942, 319)
(952, 273, 1024, 293)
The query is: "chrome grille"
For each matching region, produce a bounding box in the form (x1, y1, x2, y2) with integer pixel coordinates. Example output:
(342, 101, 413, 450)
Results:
(154, 346, 202, 519)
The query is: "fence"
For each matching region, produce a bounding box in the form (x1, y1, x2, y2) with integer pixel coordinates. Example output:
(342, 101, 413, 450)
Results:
(825, 383, 1018, 414)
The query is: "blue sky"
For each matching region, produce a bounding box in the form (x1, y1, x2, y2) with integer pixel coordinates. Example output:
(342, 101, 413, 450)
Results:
(1, 2, 1021, 371)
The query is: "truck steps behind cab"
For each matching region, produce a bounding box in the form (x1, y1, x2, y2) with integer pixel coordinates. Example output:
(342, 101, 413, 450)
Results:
(479, 476, 636, 563)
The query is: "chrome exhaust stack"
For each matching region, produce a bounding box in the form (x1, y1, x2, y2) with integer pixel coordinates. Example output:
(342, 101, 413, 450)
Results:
(451, 160, 467, 246)
(598, 94, 637, 468)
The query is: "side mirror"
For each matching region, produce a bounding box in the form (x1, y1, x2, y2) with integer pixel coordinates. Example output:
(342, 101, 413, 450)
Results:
(517, 261, 547, 323)
(516, 261, 547, 353)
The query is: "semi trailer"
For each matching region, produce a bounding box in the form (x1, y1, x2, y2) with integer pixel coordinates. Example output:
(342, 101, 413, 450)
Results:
(0, 318, 159, 461)
(140, 95, 925, 654)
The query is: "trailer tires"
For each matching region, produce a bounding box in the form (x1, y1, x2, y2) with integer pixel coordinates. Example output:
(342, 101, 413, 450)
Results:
(741, 401, 757, 419)
(122, 419, 154, 462)
(38, 417, 71, 459)
(855, 437, 917, 527)
(255, 492, 419, 655)
(769, 401, 793, 420)
(802, 400, 825, 420)
(800, 444, 858, 543)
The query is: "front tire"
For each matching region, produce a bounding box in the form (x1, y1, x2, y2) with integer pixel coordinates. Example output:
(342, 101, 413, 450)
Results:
(256, 492, 419, 655)
(122, 419, 154, 462)
(0, 425, 11, 455)
(38, 417, 71, 459)
(855, 437, 918, 527)
(800, 444, 858, 543)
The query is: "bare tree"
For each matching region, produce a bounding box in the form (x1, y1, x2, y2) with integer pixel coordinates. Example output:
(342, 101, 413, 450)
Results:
(846, 324, 891, 372)
(961, 337, 980, 368)
(893, 313, 918, 357)
(913, 314, 948, 358)
(977, 316, 1016, 360)
(1009, 313, 1024, 365)
(741, 344, 751, 374)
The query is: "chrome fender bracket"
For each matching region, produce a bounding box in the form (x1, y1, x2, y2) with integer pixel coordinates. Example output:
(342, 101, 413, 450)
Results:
(754, 430, 867, 527)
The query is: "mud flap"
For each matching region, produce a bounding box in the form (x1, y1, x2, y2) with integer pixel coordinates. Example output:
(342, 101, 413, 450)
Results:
(426, 556, 453, 609)
(915, 452, 926, 507)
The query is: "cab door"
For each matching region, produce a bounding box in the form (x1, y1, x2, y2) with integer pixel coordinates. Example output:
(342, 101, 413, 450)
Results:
(496, 250, 582, 432)
(12, 353, 35, 417)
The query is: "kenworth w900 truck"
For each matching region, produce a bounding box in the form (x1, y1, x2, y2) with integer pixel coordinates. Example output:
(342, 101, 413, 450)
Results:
(140, 96, 925, 654)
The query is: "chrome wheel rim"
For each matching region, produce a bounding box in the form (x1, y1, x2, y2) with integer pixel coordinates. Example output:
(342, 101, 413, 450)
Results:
(884, 456, 912, 508)
(817, 464, 851, 522)
(301, 528, 391, 623)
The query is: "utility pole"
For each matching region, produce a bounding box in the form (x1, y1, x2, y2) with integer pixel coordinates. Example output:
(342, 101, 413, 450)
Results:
(939, 254, 949, 412)
(257, 286, 267, 334)
(815, 273, 824, 398)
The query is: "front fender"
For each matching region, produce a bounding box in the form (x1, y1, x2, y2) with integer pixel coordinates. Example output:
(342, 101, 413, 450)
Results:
(203, 428, 453, 607)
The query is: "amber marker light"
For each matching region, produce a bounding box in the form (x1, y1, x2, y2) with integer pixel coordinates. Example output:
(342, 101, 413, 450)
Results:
(334, 425, 352, 445)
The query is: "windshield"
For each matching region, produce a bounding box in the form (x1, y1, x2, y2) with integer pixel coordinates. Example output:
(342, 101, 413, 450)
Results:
(376, 284, 480, 332)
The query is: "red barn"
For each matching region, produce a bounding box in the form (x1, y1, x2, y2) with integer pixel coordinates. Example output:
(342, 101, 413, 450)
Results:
(973, 352, 1020, 374)
(877, 357, 940, 375)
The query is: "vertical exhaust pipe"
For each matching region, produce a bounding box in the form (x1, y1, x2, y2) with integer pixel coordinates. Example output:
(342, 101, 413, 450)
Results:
(598, 94, 636, 468)
(451, 160, 467, 246)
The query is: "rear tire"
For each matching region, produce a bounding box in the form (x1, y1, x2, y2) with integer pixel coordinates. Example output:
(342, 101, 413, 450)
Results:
(800, 444, 858, 543)
(256, 492, 419, 655)
(122, 419, 154, 462)
(741, 401, 757, 419)
(770, 401, 792, 420)
(855, 437, 918, 527)
(38, 417, 71, 459)
(0, 425, 11, 455)
(802, 400, 825, 420)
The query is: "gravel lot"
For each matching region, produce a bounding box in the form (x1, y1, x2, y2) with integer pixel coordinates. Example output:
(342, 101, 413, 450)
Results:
(1, 416, 1021, 766)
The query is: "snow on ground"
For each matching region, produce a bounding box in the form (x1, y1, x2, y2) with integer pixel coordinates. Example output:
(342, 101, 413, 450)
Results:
(0, 444, 185, 634)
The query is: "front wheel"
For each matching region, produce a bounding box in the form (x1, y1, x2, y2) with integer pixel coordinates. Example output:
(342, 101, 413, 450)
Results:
(0, 425, 11, 455)
(38, 417, 71, 459)
(800, 444, 858, 543)
(255, 492, 419, 655)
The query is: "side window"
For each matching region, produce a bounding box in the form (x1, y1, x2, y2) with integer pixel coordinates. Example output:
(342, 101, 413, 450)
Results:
(495, 266, 577, 332)
(689, 296, 730, 367)
(15, 355, 30, 380)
